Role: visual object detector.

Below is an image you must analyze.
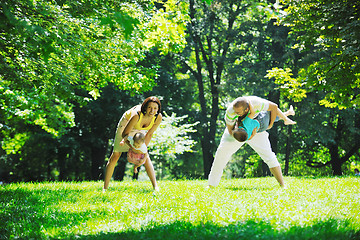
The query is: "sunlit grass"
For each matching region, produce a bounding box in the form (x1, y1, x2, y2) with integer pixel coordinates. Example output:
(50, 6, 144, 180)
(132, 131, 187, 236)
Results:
(1, 177, 359, 239)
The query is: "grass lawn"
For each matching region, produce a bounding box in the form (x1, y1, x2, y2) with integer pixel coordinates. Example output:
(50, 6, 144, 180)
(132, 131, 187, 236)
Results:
(0, 177, 359, 239)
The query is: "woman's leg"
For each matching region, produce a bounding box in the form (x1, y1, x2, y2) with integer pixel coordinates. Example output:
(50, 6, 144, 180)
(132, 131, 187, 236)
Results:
(103, 151, 121, 190)
(143, 156, 158, 190)
(104, 114, 128, 191)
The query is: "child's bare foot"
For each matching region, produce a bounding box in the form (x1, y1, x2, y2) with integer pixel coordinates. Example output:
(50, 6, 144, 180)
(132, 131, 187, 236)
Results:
(284, 118, 296, 125)
(134, 166, 138, 174)
(288, 105, 295, 116)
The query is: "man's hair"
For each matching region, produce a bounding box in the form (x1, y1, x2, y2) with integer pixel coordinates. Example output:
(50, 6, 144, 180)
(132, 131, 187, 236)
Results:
(233, 128, 248, 142)
(233, 97, 249, 110)
(133, 132, 145, 143)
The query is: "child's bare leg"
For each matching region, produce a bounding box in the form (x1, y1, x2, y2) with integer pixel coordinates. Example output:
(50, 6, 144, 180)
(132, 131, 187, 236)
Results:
(134, 165, 139, 174)
(284, 105, 295, 116)
(276, 107, 296, 125)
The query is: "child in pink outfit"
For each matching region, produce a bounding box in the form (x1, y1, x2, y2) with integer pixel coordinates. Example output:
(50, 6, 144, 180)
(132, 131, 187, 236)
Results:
(120, 132, 149, 173)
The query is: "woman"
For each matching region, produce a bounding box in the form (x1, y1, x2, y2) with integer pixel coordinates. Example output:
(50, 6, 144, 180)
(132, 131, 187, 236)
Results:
(103, 96, 162, 191)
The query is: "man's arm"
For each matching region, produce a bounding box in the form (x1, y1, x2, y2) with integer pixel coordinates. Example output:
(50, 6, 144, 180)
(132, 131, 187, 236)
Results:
(226, 123, 235, 136)
(267, 101, 278, 129)
(248, 127, 258, 140)
(247, 103, 256, 119)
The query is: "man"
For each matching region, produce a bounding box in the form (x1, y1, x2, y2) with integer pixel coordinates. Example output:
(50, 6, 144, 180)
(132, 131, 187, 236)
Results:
(208, 96, 294, 188)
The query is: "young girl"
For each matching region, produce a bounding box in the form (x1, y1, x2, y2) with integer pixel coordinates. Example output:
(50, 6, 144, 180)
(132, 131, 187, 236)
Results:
(120, 132, 149, 174)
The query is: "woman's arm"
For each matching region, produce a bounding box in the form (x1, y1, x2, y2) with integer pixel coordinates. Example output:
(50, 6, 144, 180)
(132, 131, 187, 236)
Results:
(122, 114, 140, 139)
(144, 113, 163, 146)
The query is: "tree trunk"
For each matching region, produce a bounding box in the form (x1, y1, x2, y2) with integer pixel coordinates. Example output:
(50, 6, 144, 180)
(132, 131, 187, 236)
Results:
(264, 91, 280, 176)
(113, 154, 127, 181)
(331, 160, 343, 176)
(202, 138, 215, 178)
(329, 144, 342, 176)
(58, 147, 68, 181)
(90, 145, 107, 180)
(284, 126, 292, 176)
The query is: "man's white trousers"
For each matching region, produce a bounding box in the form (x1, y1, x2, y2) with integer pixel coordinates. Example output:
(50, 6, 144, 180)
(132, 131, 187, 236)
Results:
(208, 129, 280, 187)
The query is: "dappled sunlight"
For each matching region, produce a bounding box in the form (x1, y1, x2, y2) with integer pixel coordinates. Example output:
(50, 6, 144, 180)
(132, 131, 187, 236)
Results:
(1, 178, 359, 239)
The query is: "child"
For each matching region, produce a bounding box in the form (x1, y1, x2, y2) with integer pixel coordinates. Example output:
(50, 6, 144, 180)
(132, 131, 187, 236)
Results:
(233, 105, 296, 142)
(120, 132, 149, 173)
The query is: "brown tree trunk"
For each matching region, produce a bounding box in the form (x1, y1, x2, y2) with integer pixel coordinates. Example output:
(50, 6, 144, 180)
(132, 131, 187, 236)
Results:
(113, 154, 127, 181)
(284, 126, 292, 176)
(90, 146, 107, 180)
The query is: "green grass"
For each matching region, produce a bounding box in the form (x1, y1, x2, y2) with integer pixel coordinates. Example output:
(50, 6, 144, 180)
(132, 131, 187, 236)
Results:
(1, 177, 359, 239)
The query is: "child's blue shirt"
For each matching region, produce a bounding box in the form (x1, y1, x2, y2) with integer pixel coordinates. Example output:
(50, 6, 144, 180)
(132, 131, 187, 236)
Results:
(239, 116, 260, 140)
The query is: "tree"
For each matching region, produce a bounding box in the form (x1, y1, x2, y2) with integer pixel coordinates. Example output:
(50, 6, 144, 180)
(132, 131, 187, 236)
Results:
(177, 0, 289, 177)
(0, 0, 190, 181)
(149, 112, 199, 179)
(0, 0, 189, 147)
(274, 0, 360, 109)
(290, 93, 360, 176)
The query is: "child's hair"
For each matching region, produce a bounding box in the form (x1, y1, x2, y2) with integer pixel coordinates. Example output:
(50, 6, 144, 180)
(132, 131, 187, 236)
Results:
(233, 128, 248, 142)
(133, 132, 145, 143)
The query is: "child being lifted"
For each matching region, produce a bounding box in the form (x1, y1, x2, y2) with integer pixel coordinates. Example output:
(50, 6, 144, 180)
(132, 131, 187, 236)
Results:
(233, 103, 296, 142)
(120, 132, 149, 173)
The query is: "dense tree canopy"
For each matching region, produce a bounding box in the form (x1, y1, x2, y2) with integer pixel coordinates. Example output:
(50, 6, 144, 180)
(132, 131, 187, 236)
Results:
(1, 0, 359, 182)
(271, 0, 360, 109)
(0, 0, 189, 139)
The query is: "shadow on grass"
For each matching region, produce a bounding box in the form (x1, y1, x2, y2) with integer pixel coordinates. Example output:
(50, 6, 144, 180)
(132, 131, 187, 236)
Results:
(225, 186, 276, 191)
(0, 186, 146, 239)
(1, 185, 359, 240)
(75, 220, 359, 240)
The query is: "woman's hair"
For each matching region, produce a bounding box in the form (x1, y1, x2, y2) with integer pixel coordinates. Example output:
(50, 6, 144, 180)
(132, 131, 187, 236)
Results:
(233, 128, 248, 142)
(141, 96, 161, 116)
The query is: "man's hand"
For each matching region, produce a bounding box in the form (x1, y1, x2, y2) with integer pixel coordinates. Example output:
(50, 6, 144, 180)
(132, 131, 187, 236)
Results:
(249, 127, 258, 140)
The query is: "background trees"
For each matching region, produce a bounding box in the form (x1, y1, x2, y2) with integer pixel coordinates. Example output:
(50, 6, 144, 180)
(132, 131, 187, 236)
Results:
(177, 0, 289, 177)
(273, 0, 360, 109)
(1, 0, 359, 182)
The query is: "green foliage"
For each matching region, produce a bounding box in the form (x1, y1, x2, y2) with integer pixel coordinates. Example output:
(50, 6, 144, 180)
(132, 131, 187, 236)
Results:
(0, 178, 359, 239)
(0, 0, 189, 154)
(1, 133, 29, 155)
(143, 0, 190, 55)
(149, 112, 199, 179)
(265, 67, 307, 102)
(278, 0, 360, 109)
(150, 112, 198, 157)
